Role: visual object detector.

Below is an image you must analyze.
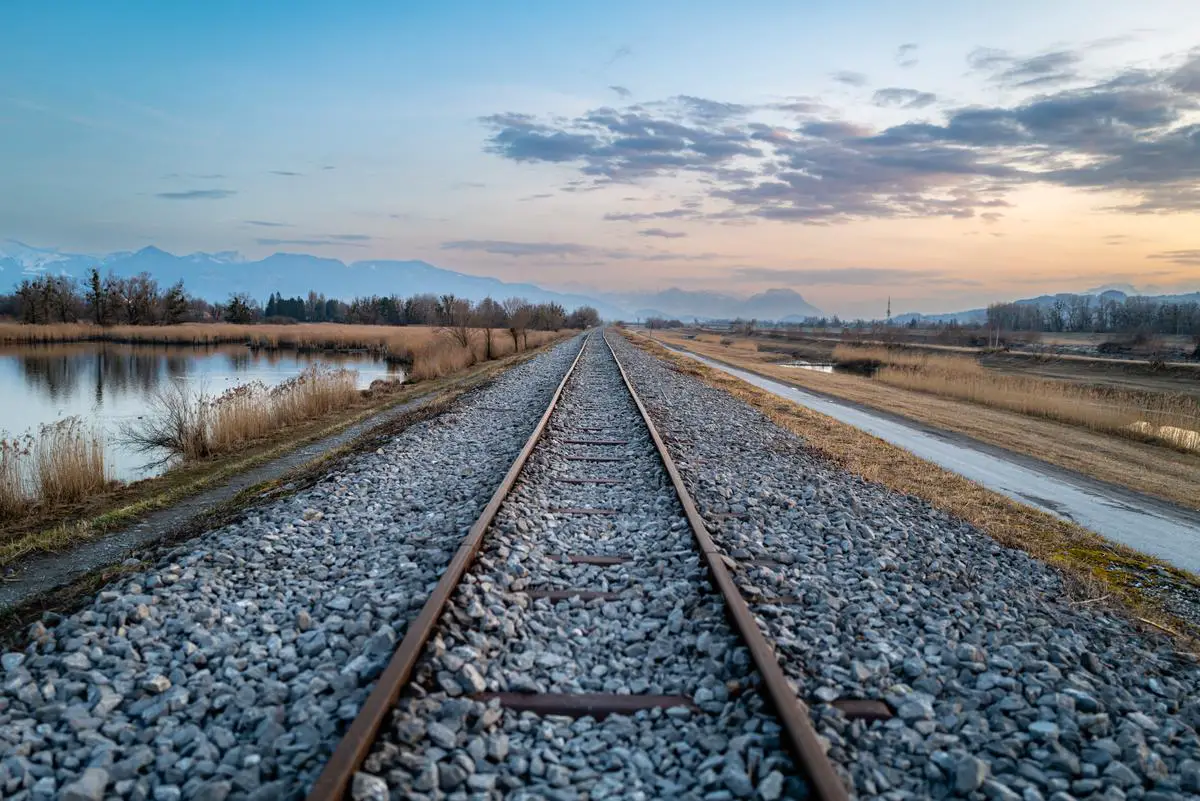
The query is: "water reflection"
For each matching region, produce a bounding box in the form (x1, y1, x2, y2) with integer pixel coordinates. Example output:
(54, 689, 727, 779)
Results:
(0, 343, 403, 481)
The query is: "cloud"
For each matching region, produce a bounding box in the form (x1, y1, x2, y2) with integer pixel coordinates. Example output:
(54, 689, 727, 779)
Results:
(872, 87, 938, 109)
(270, 170, 303, 177)
(609, 85, 632, 99)
(604, 208, 699, 222)
(327, 233, 372, 241)
(733, 266, 979, 285)
(452, 181, 487, 189)
(831, 71, 868, 87)
(440, 238, 722, 262)
(968, 47, 1082, 88)
(896, 43, 919, 68)
(156, 189, 236, 200)
(256, 237, 368, 248)
(1148, 250, 1200, 266)
(638, 228, 687, 238)
(604, 45, 632, 67)
(481, 49, 1200, 222)
(519, 193, 555, 201)
(245, 220, 292, 228)
(442, 239, 592, 257)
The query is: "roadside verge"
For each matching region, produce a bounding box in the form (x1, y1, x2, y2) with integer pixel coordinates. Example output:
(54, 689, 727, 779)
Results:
(624, 331, 1200, 647)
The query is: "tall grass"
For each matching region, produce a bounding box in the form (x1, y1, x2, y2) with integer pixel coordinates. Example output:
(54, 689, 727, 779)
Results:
(832, 345, 1200, 452)
(0, 419, 108, 521)
(124, 365, 361, 461)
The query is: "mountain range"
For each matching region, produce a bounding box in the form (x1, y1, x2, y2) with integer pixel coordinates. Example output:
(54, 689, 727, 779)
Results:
(0, 241, 823, 322)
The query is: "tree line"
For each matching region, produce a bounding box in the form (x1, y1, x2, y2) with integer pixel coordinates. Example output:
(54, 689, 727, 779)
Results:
(986, 295, 1200, 336)
(0, 271, 602, 336)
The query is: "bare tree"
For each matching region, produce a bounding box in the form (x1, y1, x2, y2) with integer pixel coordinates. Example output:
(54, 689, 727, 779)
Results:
(503, 297, 531, 351)
(443, 297, 474, 348)
(473, 296, 506, 359)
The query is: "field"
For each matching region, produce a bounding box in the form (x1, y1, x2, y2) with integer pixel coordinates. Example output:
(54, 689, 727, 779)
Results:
(651, 328, 1200, 509)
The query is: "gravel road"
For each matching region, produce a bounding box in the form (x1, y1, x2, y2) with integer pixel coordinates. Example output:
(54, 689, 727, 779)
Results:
(361, 333, 801, 800)
(0, 337, 582, 801)
(611, 333, 1200, 800)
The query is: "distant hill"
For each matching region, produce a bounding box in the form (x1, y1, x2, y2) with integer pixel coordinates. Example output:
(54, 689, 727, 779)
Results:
(613, 286, 821, 321)
(1, 240, 824, 323)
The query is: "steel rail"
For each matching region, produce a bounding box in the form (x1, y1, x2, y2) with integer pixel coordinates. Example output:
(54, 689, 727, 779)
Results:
(602, 330, 850, 801)
(305, 332, 590, 801)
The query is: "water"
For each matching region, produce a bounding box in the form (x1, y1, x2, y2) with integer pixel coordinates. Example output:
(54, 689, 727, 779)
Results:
(780, 361, 836, 373)
(0, 343, 404, 481)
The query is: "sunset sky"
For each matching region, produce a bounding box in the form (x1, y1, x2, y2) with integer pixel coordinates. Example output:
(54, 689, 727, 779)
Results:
(2, 1, 1199, 317)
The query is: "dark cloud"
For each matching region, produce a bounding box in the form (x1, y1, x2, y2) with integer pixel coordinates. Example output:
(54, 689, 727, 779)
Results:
(1148, 250, 1200, 266)
(872, 87, 938, 109)
(969, 47, 1082, 88)
(156, 189, 235, 200)
(896, 43, 919, 68)
(638, 228, 687, 238)
(481, 49, 1200, 222)
(831, 71, 868, 87)
(733, 266, 979, 286)
(609, 85, 632, 99)
(270, 170, 303, 177)
(245, 220, 291, 228)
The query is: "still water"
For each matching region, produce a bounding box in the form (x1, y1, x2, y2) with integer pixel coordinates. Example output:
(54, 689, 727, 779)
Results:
(0, 343, 403, 481)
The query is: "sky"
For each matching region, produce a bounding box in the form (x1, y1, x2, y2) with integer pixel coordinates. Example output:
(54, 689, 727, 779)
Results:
(2, 1, 1200, 317)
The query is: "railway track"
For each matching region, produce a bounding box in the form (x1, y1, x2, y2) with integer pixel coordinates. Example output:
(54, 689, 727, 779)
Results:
(307, 330, 849, 800)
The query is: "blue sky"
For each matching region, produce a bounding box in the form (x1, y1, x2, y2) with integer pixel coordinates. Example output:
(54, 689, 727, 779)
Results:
(3, 1, 1200, 315)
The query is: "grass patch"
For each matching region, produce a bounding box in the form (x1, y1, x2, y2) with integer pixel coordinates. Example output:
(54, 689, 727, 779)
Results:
(122, 365, 362, 462)
(1, 420, 110, 522)
(626, 331, 1200, 647)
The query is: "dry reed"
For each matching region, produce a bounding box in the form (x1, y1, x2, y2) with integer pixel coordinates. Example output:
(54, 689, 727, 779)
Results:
(833, 344, 1200, 452)
(124, 365, 361, 462)
(0, 419, 108, 520)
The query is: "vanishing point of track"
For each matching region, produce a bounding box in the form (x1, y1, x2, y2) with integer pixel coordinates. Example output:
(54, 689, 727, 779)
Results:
(306, 330, 849, 800)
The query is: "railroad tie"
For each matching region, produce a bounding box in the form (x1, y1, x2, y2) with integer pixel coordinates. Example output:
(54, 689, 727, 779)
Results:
(472, 692, 699, 719)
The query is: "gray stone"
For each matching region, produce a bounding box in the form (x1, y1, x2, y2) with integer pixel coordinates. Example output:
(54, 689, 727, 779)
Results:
(956, 756, 989, 794)
(61, 768, 109, 801)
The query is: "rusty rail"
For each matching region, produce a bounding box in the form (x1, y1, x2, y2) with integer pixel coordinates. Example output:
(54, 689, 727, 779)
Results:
(602, 331, 850, 801)
(308, 328, 849, 800)
(305, 333, 589, 801)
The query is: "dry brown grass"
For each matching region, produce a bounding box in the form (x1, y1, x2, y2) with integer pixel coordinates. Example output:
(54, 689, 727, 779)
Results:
(654, 330, 1200, 510)
(0, 419, 108, 521)
(0, 322, 566, 386)
(124, 365, 362, 461)
(627, 332, 1200, 645)
(831, 344, 1200, 452)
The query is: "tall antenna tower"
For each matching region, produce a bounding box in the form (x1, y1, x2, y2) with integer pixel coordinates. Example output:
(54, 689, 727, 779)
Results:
(886, 296, 891, 325)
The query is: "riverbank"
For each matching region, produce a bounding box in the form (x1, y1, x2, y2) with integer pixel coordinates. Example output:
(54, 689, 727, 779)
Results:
(0, 335, 567, 568)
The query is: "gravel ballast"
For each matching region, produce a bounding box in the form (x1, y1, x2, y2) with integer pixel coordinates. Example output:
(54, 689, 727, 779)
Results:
(0, 337, 583, 801)
(611, 332, 1200, 800)
(360, 333, 802, 800)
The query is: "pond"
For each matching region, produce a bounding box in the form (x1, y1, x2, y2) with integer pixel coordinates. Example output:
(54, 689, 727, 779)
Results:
(0, 343, 404, 481)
